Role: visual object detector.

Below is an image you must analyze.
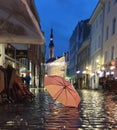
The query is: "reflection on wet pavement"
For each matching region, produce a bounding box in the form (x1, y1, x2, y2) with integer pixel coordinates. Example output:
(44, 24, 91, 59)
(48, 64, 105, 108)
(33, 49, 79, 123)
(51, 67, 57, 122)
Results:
(0, 89, 117, 129)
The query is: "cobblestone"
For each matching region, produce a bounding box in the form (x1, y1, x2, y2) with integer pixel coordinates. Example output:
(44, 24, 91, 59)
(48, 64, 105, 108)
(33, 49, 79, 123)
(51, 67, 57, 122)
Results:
(0, 89, 117, 129)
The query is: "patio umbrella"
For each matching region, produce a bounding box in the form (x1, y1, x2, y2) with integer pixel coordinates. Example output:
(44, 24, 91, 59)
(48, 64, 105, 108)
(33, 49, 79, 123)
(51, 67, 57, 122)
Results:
(44, 75, 80, 108)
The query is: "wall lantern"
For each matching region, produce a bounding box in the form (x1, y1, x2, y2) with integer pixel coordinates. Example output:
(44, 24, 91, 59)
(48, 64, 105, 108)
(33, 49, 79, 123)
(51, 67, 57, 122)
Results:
(82, 70, 86, 74)
(106, 72, 110, 76)
(91, 73, 95, 77)
(76, 70, 80, 74)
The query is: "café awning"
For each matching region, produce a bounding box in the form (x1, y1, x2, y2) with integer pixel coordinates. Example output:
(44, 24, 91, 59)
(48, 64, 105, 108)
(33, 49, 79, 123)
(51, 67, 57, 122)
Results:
(0, 0, 45, 44)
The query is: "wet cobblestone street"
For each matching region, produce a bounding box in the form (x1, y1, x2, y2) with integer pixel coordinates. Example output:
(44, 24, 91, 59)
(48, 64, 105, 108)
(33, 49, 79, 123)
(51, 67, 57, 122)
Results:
(0, 89, 117, 130)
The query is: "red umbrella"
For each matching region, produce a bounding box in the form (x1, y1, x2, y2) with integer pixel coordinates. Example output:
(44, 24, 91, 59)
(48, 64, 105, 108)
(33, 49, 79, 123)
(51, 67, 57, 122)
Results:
(44, 75, 80, 108)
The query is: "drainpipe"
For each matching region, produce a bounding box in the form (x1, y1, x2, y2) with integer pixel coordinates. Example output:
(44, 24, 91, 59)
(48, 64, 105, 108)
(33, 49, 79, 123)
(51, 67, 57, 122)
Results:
(33, 63, 36, 88)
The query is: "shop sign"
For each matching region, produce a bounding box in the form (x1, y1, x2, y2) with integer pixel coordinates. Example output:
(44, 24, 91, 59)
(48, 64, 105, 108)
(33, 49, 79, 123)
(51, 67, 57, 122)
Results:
(16, 50, 27, 58)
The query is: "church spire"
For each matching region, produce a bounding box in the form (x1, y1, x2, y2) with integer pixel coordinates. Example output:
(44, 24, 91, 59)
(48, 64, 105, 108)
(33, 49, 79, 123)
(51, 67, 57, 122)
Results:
(49, 28, 54, 59)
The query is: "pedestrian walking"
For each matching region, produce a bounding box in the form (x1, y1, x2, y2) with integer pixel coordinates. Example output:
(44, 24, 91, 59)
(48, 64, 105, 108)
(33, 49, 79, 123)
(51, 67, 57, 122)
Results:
(24, 73, 31, 89)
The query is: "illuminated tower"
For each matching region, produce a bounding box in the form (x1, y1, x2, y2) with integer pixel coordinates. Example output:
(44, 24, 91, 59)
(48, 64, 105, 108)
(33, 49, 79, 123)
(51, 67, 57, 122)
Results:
(49, 28, 54, 59)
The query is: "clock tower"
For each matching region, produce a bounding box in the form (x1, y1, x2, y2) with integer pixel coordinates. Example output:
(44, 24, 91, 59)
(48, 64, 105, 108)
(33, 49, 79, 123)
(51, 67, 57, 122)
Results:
(49, 28, 54, 59)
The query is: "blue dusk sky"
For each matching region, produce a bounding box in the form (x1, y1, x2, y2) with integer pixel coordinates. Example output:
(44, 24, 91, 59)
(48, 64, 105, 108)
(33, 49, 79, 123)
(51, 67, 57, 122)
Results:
(34, 0, 99, 59)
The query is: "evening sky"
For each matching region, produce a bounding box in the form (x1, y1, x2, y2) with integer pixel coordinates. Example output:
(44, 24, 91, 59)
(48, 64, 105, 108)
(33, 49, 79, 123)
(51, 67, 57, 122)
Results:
(34, 0, 99, 59)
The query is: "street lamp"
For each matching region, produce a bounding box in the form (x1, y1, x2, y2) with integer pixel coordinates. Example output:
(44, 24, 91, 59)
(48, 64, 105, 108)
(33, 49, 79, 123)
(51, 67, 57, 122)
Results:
(76, 70, 80, 74)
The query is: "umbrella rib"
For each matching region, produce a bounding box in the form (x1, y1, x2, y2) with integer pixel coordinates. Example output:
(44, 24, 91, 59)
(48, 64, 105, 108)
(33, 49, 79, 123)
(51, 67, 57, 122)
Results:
(54, 76, 67, 86)
(45, 76, 80, 107)
(63, 78, 79, 105)
(57, 79, 77, 106)
(52, 78, 66, 100)
(54, 88, 64, 101)
(54, 86, 68, 106)
(67, 87, 78, 105)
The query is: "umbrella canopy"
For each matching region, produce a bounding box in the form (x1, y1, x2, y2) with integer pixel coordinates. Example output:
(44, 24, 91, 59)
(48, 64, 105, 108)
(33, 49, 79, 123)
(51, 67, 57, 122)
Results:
(0, 0, 45, 44)
(44, 75, 80, 108)
(20, 68, 30, 73)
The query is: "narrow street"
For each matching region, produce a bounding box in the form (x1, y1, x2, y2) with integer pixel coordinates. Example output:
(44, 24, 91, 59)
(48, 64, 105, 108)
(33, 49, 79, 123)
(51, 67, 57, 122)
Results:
(0, 89, 117, 130)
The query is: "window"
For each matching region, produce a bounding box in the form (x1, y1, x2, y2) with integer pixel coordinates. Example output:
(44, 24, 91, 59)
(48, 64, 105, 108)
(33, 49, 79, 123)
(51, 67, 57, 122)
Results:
(105, 26, 109, 41)
(113, 0, 117, 3)
(112, 18, 116, 35)
(104, 51, 108, 63)
(98, 35, 101, 48)
(100, 14, 102, 24)
(107, 1, 110, 13)
(111, 46, 114, 60)
(95, 39, 97, 51)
